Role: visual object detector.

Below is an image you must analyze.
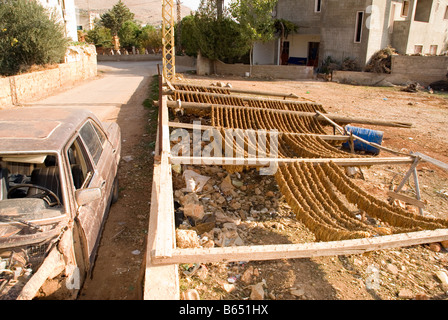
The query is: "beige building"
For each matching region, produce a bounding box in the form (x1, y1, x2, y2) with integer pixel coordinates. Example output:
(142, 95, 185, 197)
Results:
(254, 0, 448, 68)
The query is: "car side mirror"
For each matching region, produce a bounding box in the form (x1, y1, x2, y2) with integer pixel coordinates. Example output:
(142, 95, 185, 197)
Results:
(75, 188, 101, 206)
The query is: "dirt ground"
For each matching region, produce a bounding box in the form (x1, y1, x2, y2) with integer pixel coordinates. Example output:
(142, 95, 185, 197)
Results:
(79, 71, 448, 300)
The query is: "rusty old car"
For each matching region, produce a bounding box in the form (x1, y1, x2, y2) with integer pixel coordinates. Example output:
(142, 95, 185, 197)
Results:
(0, 107, 121, 299)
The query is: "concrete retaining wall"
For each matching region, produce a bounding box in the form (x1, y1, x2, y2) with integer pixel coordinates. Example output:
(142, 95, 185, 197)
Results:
(333, 55, 448, 87)
(0, 45, 97, 108)
(197, 54, 314, 80)
(97, 54, 162, 62)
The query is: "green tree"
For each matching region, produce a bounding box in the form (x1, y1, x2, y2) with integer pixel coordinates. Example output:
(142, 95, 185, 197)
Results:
(139, 25, 162, 52)
(0, 0, 69, 76)
(118, 20, 141, 48)
(230, 0, 278, 73)
(100, 0, 134, 37)
(85, 23, 113, 48)
(179, 1, 251, 63)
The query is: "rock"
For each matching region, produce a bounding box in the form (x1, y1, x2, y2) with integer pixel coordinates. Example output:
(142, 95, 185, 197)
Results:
(429, 242, 442, 252)
(181, 289, 200, 300)
(414, 293, 429, 300)
(220, 175, 234, 195)
(265, 191, 275, 197)
(250, 282, 265, 300)
(222, 283, 236, 293)
(386, 263, 399, 275)
(183, 203, 205, 221)
(229, 199, 241, 210)
(398, 288, 414, 299)
(290, 288, 305, 298)
(241, 266, 255, 285)
(254, 187, 262, 195)
(176, 229, 201, 248)
(231, 179, 244, 188)
(435, 270, 448, 287)
(215, 211, 238, 224)
(441, 240, 448, 249)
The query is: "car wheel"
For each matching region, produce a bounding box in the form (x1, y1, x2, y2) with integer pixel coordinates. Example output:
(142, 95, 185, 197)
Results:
(111, 176, 119, 204)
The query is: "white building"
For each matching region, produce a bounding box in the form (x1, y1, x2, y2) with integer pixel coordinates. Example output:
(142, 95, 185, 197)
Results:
(37, 0, 78, 41)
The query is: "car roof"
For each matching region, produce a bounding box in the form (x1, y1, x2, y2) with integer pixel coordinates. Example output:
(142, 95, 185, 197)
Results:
(0, 107, 99, 154)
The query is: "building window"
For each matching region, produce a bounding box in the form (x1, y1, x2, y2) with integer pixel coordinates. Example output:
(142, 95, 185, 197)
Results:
(429, 45, 438, 55)
(315, 0, 322, 12)
(354, 11, 364, 43)
(401, 0, 410, 16)
(414, 45, 423, 54)
(414, 0, 433, 22)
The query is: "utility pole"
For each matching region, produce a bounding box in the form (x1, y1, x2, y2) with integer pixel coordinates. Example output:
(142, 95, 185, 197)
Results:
(177, 0, 182, 54)
(162, 0, 175, 81)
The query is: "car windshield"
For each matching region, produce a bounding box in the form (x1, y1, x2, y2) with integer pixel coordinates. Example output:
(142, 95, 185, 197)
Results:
(0, 153, 64, 217)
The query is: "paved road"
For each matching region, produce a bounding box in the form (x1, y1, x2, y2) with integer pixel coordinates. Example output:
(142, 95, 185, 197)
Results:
(26, 61, 162, 122)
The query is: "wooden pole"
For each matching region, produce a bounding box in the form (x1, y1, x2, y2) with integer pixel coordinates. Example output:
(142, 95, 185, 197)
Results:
(168, 121, 351, 141)
(172, 82, 300, 99)
(151, 229, 448, 265)
(171, 89, 309, 105)
(157, 100, 413, 128)
(170, 155, 415, 166)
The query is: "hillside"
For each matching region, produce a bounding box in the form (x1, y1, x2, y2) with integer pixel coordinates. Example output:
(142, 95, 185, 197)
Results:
(74, 0, 194, 26)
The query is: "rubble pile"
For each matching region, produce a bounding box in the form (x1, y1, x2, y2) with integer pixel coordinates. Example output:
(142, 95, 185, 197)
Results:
(173, 166, 297, 250)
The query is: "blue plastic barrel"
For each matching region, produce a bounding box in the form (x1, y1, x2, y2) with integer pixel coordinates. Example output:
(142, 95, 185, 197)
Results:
(342, 126, 384, 155)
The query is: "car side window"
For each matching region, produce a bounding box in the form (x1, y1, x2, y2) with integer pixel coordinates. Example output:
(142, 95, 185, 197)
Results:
(79, 120, 105, 165)
(68, 138, 94, 190)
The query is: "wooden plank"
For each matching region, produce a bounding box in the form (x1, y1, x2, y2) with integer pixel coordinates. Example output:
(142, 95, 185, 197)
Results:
(144, 94, 179, 300)
(144, 163, 179, 300)
(172, 90, 310, 106)
(387, 191, 426, 209)
(172, 82, 300, 99)
(412, 152, 448, 172)
(168, 121, 350, 141)
(170, 156, 415, 166)
(152, 229, 448, 265)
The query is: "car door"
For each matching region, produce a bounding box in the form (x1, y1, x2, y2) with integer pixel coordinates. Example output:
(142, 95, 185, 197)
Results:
(68, 120, 115, 268)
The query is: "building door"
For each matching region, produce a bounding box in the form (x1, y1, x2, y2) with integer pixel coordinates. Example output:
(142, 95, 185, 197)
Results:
(308, 42, 320, 67)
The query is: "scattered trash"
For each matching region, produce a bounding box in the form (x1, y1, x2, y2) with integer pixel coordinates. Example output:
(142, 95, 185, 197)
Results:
(181, 289, 200, 300)
(131, 250, 141, 255)
(172, 164, 182, 174)
(182, 170, 210, 193)
(401, 82, 421, 93)
(123, 155, 133, 162)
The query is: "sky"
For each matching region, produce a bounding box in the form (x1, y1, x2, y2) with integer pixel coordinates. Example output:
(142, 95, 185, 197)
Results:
(181, 0, 231, 11)
(181, 0, 201, 10)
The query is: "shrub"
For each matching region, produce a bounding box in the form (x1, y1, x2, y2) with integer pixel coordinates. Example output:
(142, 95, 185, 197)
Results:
(0, 0, 69, 76)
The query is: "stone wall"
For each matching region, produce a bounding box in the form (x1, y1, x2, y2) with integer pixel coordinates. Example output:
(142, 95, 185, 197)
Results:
(196, 55, 314, 80)
(0, 45, 97, 108)
(333, 55, 448, 86)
